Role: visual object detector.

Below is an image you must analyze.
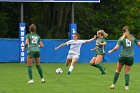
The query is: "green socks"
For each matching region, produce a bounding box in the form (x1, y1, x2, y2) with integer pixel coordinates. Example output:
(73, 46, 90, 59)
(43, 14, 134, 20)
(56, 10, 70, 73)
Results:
(28, 66, 32, 80)
(28, 65, 44, 80)
(112, 73, 129, 86)
(91, 64, 98, 68)
(113, 72, 120, 84)
(36, 65, 44, 78)
(95, 64, 105, 74)
(125, 74, 129, 86)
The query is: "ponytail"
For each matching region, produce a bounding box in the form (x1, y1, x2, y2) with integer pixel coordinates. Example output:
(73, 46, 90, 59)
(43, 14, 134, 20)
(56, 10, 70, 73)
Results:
(97, 30, 108, 38)
(121, 26, 134, 41)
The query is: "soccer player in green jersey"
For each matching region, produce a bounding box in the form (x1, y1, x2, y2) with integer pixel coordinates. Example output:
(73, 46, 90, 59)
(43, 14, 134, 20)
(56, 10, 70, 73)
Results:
(24, 24, 45, 84)
(108, 26, 140, 90)
(90, 30, 108, 74)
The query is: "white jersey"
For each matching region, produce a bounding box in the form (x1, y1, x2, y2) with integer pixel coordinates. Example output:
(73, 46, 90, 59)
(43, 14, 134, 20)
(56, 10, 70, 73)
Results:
(66, 40, 85, 56)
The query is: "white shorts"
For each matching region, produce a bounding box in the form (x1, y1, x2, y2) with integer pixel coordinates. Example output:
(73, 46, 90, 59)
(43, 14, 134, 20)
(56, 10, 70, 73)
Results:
(67, 53, 79, 60)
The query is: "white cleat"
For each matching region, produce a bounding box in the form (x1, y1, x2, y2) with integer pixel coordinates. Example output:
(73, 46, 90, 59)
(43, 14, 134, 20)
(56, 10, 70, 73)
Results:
(125, 86, 129, 90)
(110, 84, 115, 89)
(41, 78, 45, 83)
(27, 80, 34, 84)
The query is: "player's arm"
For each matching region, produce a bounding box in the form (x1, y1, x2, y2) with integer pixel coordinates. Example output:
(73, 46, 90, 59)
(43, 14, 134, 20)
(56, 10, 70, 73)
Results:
(133, 37, 140, 46)
(91, 47, 96, 51)
(85, 35, 96, 43)
(24, 39, 29, 50)
(39, 41, 43, 48)
(55, 43, 67, 50)
(137, 42, 140, 46)
(108, 44, 120, 54)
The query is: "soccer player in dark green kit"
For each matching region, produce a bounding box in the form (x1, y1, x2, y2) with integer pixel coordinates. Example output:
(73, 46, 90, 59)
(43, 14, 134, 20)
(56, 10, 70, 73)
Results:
(24, 24, 45, 84)
(108, 26, 140, 90)
(90, 30, 108, 74)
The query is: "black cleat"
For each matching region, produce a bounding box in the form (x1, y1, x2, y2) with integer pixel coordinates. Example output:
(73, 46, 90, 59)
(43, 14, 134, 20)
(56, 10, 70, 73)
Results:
(102, 72, 106, 75)
(67, 71, 71, 75)
(102, 67, 106, 75)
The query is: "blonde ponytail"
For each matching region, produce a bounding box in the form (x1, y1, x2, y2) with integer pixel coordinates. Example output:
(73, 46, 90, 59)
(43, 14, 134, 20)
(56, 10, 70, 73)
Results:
(97, 30, 108, 38)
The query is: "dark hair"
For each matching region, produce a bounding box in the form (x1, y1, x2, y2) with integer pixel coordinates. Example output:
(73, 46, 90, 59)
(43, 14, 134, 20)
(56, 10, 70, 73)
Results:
(29, 24, 36, 32)
(73, 33, 80, 39)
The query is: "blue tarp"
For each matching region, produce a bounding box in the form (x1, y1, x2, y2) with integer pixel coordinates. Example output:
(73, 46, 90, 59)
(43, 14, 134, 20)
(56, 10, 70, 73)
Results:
(0, 39, 19, 62)
(0, 38, 140, 63)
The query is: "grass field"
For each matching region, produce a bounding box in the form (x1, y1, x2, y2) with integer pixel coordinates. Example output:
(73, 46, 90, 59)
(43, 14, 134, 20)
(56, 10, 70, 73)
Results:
(0, 63, 140, 93)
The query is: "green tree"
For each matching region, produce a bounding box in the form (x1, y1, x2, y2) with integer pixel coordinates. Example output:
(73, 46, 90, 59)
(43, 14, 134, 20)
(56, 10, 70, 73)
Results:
(0, 1, 140, 39)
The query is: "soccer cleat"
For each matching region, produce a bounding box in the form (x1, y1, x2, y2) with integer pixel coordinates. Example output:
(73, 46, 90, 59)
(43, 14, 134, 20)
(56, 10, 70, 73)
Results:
(101, 67, 106, 75)
(41, 78, 45, 83)
(67, 71, 71, 75)
(27, 80, 34, 84)
(125, 86, 129, 90)
(102, 72, 106, 75)
(103, 67, 105, 71)
(110, 84, 115, 89)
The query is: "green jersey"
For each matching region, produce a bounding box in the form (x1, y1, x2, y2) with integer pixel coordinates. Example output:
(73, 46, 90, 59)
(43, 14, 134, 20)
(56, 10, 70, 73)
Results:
(96, 38, 106, 55)
(117, 36, 138, 57)
(26, 33, 41, 52)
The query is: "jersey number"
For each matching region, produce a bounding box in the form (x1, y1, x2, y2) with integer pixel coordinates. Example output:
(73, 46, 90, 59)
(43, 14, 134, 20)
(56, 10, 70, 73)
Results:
(32, 36, 38, 44)
(126, 39, 131, 47)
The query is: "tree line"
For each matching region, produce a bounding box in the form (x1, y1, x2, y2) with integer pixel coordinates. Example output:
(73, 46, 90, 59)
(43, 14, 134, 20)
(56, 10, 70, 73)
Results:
(0, 0, 140, 39)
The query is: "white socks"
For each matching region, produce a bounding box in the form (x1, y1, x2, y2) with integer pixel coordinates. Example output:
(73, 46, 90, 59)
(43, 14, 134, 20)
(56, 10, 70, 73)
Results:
(68, 66, 74, 72)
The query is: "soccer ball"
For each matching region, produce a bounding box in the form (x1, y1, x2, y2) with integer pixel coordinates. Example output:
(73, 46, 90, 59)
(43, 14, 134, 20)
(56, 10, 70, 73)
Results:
(56, 68, 63, 74)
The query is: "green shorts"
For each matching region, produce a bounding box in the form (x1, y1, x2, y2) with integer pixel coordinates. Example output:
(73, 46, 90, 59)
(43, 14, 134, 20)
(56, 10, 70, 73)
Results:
(94, 53, 105, 57)
(28, 51, 40, 58)
(118, 57, 134, 66)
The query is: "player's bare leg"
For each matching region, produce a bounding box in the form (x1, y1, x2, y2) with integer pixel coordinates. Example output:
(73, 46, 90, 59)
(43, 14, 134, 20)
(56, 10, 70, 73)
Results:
(68, 57, 77, 75)
(90, 57, 96, 67)
(66, 58, 71, 66)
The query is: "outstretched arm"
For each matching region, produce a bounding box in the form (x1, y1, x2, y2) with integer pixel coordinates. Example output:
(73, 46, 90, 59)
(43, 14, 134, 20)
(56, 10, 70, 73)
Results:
(91, 47, 96, 51)
(137, 42, 140, 46)
(108, 44, 120, 54)
(55, 43, 67, 50)
(85, 35, 96, 43)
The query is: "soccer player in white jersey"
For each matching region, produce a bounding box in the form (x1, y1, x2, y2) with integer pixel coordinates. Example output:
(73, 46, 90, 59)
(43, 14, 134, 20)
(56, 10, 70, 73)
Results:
(55, 33, 96, 75)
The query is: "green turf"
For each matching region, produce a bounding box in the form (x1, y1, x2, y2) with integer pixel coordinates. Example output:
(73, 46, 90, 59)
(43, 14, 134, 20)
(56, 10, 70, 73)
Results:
(0, 63, 140, 93)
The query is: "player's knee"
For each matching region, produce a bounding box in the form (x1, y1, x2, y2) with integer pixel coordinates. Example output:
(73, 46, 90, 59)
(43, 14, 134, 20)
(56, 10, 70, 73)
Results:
(95, 60, 101, 64)
(124, 72, 129, 75)
(27, 62, 32, 66)
(116, 69, 121, 73)
(27, 64, 32, 66)
(90, 62, 93, 66)
(36, 62, 40, 65)
(95, 62, 100, 65)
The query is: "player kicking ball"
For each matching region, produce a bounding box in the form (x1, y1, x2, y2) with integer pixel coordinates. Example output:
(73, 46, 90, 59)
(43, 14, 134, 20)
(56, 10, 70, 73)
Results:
(55, 33, 96, 75)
